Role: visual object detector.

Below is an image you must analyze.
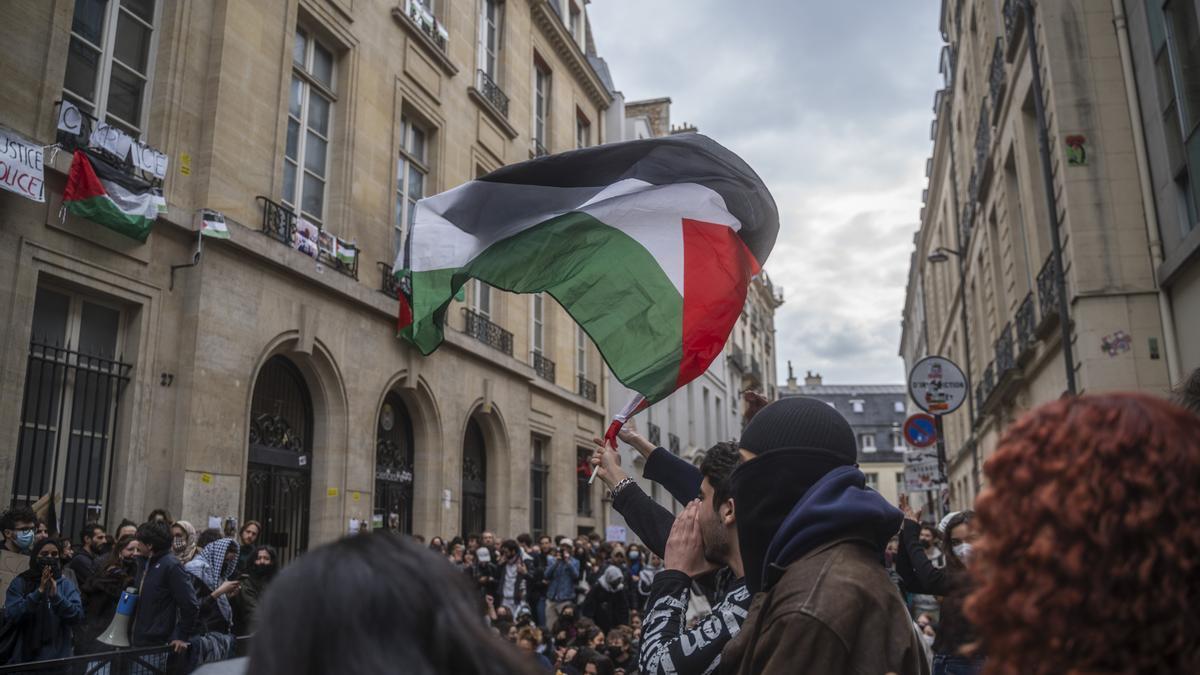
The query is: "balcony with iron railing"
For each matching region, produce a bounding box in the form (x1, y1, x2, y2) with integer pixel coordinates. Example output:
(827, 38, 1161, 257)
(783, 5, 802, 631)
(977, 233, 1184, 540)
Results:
(1036, 255, 1061, 336)
(463, 308, 513, 356)
(533, 139, 549, 158)
(988, 37, 1006, 121)
(476, 69, 509, 118)
(532, 351, 555, 383)
(577, 374, 597, 402)
(255, 196, 359, 280)
(668, 433, 681, 455)
(648, 423, 661, 446)
(1003, 0, 1026, 60)
(994, 322, 1015, 379)
(728, 344, 746, 372)
(1015, 292, 1036, 360)
(378, 262, 405, 300)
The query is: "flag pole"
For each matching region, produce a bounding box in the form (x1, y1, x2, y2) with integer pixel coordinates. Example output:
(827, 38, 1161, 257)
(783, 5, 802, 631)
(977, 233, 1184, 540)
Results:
(590, 393, 646, 485)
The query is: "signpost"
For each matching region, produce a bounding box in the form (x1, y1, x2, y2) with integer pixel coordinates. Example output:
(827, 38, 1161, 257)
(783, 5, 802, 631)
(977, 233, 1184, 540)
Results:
(903, 413, 937, 448)
(907, 356, 968, 518)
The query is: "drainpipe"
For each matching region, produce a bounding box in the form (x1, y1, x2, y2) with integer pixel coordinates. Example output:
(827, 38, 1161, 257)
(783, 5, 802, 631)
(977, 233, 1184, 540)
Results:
(1112, 0, 1182, 387)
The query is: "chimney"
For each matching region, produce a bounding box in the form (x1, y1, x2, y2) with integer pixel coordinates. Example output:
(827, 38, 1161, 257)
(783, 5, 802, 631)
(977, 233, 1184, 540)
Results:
(786, 360, 797, 390)
(805, 371, 823, 386)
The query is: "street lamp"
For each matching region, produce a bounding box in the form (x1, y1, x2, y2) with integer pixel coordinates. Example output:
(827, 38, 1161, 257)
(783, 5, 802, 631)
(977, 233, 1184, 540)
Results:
(926, 246, 960, 264)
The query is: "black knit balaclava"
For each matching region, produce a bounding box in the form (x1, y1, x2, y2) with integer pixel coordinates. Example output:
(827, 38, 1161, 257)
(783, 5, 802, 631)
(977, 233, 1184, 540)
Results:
(731, 396, 858, 593)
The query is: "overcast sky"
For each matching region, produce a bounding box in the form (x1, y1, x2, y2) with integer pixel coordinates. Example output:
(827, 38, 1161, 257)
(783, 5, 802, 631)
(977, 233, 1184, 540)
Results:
(589, 1, 944, 386)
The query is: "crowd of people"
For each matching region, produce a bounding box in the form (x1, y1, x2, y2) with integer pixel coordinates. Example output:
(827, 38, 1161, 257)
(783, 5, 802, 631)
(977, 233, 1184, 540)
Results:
(2, 370, 1199, 674)
(0, 508, 278, 670)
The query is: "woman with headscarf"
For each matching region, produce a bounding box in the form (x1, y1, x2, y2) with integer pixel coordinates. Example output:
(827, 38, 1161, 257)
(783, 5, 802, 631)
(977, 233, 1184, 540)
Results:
(171, 521, 198, 564)
(579, 565, 629, 634)
(232, 545, 278, 638)
(634, 552, 662, 613)
(3, 538, 84, 663)
(183, 537, 241, 668)
(77, 534, 143, 654)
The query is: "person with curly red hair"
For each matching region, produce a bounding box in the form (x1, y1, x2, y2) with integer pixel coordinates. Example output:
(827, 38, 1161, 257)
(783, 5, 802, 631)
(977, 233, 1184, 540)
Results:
(965, 393, 1200, 674)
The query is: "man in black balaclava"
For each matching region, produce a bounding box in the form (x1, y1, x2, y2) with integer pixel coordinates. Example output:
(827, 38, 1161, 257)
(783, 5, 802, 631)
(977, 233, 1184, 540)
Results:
(719, 396, 929, 675)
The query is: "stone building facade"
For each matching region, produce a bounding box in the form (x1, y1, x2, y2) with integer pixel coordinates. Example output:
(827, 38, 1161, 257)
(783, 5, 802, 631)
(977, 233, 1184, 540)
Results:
(0, 0, 624, 560)
(779, 370, 909, 507)
(900, 0, 1180, 511)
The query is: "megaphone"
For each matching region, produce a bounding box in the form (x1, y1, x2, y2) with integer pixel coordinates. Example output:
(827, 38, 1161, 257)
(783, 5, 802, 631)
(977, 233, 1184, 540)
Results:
(98, 587, 138, 647)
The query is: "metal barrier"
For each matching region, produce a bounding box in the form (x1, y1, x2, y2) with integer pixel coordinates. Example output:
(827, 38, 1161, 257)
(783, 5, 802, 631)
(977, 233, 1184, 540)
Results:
(0, 638, 251, 674)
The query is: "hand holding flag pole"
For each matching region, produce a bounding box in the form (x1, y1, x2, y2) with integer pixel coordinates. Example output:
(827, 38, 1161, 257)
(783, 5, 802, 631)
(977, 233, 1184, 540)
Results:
(590, 394, 646, 485)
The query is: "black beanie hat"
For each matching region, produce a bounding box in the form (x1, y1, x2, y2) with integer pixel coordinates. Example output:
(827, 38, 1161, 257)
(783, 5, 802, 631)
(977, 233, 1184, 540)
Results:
(739, 396, 858, 463)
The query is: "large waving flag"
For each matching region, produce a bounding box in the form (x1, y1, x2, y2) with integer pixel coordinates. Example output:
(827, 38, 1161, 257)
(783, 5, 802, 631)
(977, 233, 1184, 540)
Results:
(63, 150, 161, 242)
(394, 133, 778, 407)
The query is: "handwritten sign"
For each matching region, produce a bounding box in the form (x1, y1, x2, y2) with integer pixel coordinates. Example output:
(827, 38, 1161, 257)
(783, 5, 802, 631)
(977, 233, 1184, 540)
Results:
(57, 100, 84, 136)
(0, 128, 45, 202)
(131, 142, 168, 179)
(89, 122, 133, 161)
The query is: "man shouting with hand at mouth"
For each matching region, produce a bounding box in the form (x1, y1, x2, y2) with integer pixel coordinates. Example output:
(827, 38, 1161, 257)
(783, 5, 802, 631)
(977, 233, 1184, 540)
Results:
(590, 439, 750, 675)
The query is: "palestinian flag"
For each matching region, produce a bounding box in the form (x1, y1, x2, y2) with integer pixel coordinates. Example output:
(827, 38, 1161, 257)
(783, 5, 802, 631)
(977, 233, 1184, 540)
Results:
(394, 133, 778, 405)
(64, 150, 158, 242)
(199, 209, 230, 239)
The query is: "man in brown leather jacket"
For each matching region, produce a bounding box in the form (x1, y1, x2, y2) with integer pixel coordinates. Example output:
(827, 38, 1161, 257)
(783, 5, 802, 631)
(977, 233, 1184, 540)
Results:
(720, 397, 929, 675)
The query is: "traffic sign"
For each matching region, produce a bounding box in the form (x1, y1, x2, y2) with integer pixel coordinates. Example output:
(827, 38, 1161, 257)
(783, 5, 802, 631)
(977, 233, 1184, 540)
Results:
(903, 413, 938, 448)
(908, 356, 968, 414)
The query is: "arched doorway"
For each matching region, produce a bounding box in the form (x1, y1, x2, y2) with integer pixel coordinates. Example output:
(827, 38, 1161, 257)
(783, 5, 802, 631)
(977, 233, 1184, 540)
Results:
(375, 391, 414, 534)
(246, 355, 312, 564)
(461, 417, 487, 536)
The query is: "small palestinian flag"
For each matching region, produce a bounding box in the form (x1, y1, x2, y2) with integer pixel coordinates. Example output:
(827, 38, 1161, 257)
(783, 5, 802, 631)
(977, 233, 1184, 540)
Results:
(394, 133, 778, 405)
(335, 238, 357, 266)
(63, 150, 159, 242)
(199, 209, 230, 239)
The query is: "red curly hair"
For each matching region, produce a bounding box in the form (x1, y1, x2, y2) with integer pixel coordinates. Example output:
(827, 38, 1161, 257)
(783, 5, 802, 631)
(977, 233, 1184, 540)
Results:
(965, 394, 1200, 674)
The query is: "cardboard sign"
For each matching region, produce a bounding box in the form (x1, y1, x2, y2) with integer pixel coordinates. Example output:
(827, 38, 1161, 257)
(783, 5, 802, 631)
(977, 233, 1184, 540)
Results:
(605, 525, 627, 543)
(0, 128, 44, 203)
(89, 122, 133, 160)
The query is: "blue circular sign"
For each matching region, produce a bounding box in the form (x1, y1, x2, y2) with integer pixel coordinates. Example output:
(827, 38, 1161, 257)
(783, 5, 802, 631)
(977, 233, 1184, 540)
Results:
(903, 414, 937, 448)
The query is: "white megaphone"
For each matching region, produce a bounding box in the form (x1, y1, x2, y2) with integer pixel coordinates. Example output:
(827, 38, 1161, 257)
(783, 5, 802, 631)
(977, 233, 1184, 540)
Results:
(98, 587, 138, 647)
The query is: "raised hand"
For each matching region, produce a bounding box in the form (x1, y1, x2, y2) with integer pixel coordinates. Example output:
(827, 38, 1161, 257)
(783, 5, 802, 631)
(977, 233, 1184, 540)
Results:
(898, 494, 922, 524)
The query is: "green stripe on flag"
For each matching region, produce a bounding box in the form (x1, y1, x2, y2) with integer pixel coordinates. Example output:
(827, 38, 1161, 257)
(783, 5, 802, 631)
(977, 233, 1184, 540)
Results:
(409, 211, 683, 401)
(67, 195, 154, 242)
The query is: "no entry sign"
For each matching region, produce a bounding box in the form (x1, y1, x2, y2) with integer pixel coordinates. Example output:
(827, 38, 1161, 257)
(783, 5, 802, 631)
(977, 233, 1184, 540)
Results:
(903, 413, 937, 448)
(908, 356, 968, 415)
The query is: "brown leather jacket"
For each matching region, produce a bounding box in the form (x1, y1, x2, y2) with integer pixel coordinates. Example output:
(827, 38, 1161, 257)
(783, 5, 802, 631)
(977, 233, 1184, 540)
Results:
(721, 537, 930, 675)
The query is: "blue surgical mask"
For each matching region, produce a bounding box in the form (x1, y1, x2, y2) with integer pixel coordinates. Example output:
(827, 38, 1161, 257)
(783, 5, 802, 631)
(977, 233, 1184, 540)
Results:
(15, 530, 34, 551)
(628, 551, 640, 560)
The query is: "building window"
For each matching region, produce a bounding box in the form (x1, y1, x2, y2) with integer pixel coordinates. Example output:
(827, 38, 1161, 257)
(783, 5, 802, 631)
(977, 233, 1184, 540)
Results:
(851, 400, 865, 414)
(395, 115, 429, 258)
(285, 28, 336, 224)
(1154, 0, 1200, 233)
(575, 325, 587, 378)
(530, 435, 548, 536)
(534, 59, 551, 153)
(896, 471, 906, 491)
(472, 280, 491, 318)
(568, 0, 582, 40)
(891, 429, 904, 451)
(861, 433, 876, 452)
(14, 287, 132, 539)
(894, 401, 905, 413)
(63, 0, 158, 137)
(576, 110, 591, 149)
(865, 472, 879, 491)
(531, 293, 545, 355)
(575, 447, 592, 516)
(478, 0, 502, 79)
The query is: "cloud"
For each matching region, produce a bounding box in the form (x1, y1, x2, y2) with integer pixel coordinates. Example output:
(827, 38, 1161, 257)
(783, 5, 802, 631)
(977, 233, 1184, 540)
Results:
(589, 0, 943, 384)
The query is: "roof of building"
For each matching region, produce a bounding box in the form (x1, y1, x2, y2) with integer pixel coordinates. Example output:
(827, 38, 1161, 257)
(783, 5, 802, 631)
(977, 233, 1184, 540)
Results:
(587, 54, 615, 93)
(625, 96, 672, 106)
(781, 384, 906, 396)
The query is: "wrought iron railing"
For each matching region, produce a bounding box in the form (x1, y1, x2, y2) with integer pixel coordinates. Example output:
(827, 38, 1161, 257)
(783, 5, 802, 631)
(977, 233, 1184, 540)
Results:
(463, 308, 513, 356)
(983, 362, 995, 397)
(403, 0, 448, 53)
(975, 101, 991, 180)
(378, 262, 404, 300)
(13, 341, 132, 540)
(648, 423, 661, 446)
(1036, 256, 1060, 327)
(960, 200, 975, 246)
(577, 374, 597, 402)
(989, 37, 1006, 118)
(728, 344, 745, 372)
(1003, 0, 1026, 57)
(255, 196, 359, 279)
(534, 140, 549, 158)
(0, 637, 251, 673)
(749, 356, 763, 384)
(476, 69, 509, 118)
(668, 433, 681, 455)
(994, 322, 1015, 377)
(1015, 292, 1036, 354)
(532, 351, 556, 382)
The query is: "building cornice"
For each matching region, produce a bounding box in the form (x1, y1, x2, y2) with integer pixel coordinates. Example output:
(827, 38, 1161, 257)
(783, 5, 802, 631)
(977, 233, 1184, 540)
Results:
(530, 0, 613, 110)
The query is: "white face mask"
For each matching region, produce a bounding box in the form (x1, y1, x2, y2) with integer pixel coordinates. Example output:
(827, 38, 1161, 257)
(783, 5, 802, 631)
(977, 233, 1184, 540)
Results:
(952, 542, 974, 563)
